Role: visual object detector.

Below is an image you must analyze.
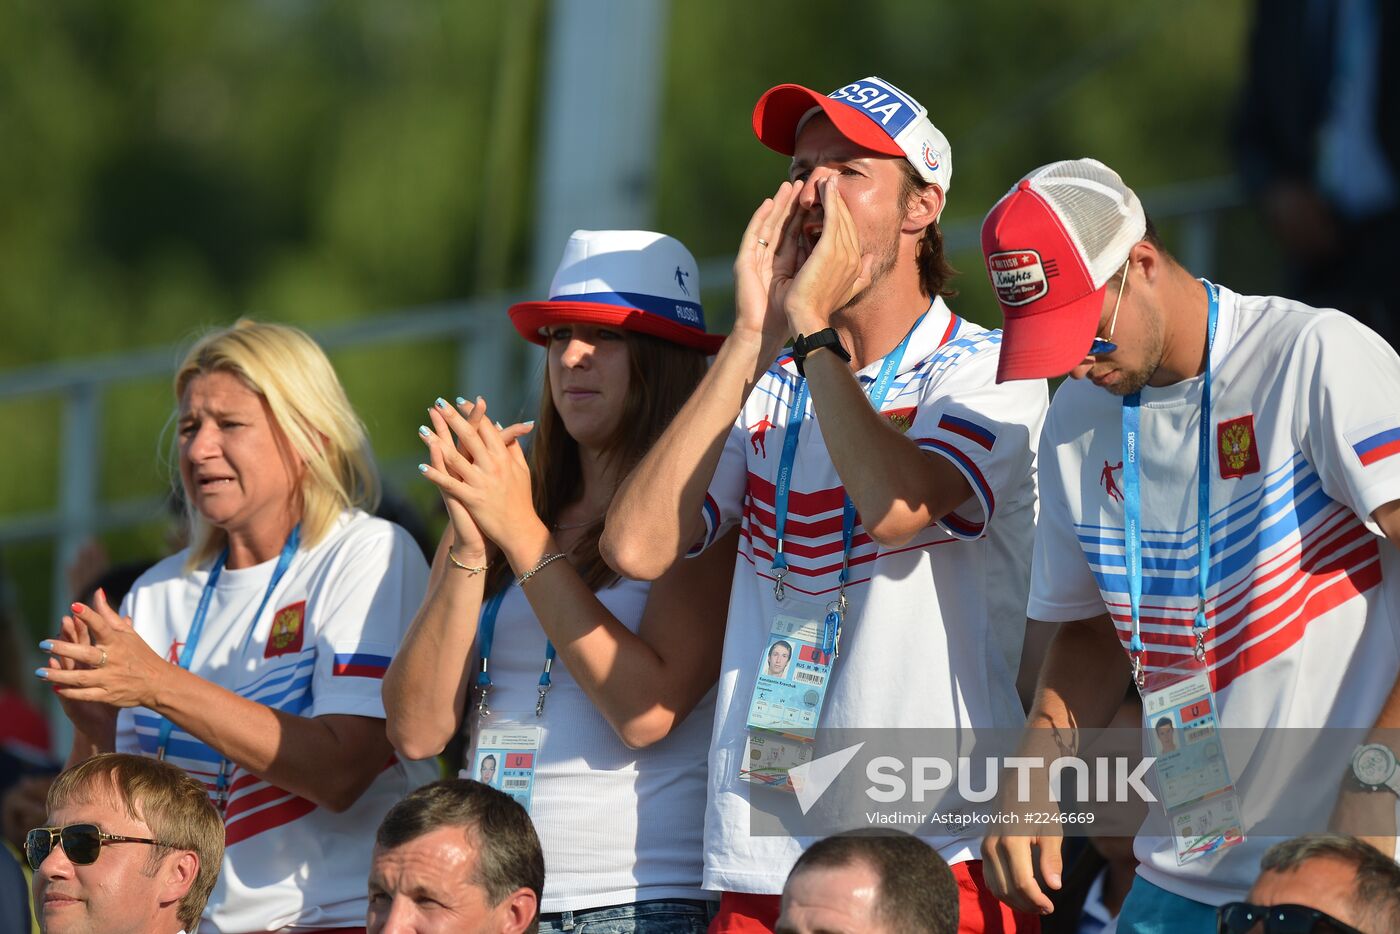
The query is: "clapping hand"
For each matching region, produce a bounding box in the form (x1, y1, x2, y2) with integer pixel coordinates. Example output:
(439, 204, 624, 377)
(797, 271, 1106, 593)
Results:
(40, 588, 169, 712)
(418, 396, 538, 562)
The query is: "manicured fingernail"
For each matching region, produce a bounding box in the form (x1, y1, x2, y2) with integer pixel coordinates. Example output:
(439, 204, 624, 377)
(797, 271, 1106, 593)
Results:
(435, 397, 448, 409)
(417, 463, 429, 474)
(523, 420, 535, 428)
(455, 396, 468, 407)
(38, 640, 52, 652)
(418, 425, 431, 437)
(495, 421, 503, 430)
(71, 603, 84, 614)
(96, 587, 106, 603)
(34, 668, 48, 679)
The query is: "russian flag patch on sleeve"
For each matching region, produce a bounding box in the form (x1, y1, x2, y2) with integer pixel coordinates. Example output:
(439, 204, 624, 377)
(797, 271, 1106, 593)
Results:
(332, 650, 392, 678)
(1349, 420, 1400, 467)
(936, 413, 996, 451)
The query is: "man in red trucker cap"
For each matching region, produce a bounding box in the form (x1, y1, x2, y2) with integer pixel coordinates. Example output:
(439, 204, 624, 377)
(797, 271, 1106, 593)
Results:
(603, 77, 1046, 934)
(979, 158, 1400, 934)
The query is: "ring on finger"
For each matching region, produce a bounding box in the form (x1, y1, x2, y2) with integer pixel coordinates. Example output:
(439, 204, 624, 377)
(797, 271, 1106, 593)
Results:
(756, 237, 770, 247)
(97, 649, 108, 669)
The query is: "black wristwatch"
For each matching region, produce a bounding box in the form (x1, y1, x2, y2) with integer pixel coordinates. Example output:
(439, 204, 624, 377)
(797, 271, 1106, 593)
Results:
(792, 329, 851, 377)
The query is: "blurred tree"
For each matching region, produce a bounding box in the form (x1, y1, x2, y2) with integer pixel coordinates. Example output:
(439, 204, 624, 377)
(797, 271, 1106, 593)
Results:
(0, 0, 1251, 636)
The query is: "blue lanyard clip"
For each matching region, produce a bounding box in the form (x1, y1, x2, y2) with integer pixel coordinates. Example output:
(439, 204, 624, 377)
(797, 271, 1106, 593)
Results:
(772, 565, 788, 602)
(821, 601, 844, 662)
(476, 670, 492, 722)
(214, 761, 231, 813)
(535, 656, 555, 717)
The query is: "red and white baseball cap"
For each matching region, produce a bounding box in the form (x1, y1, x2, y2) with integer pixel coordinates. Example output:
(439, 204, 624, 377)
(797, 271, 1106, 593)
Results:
(981, 158, 1146, 382)
(753, 76, 952, 196)
(509, 229, 723, 355)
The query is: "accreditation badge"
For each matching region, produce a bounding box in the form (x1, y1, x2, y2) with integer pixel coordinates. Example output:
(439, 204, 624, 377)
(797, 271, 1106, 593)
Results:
(1140, 656, 1245, 865)
(464, 715, 542, 813)
(739, 600, 840, 792)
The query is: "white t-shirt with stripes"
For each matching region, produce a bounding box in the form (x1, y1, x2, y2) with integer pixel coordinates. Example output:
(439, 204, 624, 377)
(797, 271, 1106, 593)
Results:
(696, 298, 1048, 894)
(116, 510, 434, 933)
(1030, 285, 1400, 904)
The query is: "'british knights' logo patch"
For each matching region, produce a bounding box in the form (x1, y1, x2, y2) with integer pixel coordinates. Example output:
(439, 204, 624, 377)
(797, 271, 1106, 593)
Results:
(1217, 415, 1260, 479)
(988, 250, 1054, 306)
(264, 601, 306, 658)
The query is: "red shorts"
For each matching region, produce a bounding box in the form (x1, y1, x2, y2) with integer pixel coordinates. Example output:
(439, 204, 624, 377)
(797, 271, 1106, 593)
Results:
(707, 860, 1041, 933)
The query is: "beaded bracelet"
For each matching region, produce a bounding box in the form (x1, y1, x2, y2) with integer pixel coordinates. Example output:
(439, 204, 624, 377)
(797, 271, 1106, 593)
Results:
(517, 552, 566, 586)
(447, 549, 488, 575)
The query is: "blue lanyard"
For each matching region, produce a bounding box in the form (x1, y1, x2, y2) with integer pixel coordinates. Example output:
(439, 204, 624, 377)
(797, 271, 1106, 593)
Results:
(1123, 281, 1219, 684)
(771, 310, 926, 608)
(476, 579, 557, 720)
(157, 525, 301, 808)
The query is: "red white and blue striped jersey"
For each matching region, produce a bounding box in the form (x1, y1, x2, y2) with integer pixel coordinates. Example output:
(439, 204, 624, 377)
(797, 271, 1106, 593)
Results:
(116, 510, 434, 932)
(1030, 286, 1400, 904)
(696, 297, 1048, 894)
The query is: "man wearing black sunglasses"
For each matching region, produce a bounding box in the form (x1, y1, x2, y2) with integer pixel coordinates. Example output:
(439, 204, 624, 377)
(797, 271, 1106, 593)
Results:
(1219, 833, 1400, 934)
(26, 753, 223, 934)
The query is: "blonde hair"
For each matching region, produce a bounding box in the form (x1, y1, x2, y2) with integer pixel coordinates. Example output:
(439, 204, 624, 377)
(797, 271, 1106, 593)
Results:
(173, 319, 380, 567)
(49, 753, 226, 932)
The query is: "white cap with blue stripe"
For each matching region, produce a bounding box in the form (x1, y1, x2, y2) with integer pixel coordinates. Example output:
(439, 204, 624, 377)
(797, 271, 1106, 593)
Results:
(508, 230, 723, 354)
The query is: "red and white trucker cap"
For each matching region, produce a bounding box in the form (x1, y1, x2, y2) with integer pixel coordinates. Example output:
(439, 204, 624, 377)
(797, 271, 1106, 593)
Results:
(753, 76, 952, 196)
(981, 158, 1146, 382)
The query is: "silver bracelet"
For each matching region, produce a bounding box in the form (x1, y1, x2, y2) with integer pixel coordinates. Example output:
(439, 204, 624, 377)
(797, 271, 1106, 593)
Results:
(517, 552, 566, 586)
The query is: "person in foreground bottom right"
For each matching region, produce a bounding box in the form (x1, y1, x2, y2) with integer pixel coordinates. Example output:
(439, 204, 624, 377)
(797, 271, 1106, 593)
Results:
(1218, 833, 1400, 934)
(978, 158, 1400, 933)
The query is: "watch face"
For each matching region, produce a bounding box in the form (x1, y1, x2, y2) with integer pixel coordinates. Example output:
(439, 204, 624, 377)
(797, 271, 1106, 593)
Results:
(1354, 746, 1395, 786)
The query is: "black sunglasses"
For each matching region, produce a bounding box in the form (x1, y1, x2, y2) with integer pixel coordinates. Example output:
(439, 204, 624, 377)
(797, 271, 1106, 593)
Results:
(1217, 902, 1366, 934)
(24, 823, 170, 871)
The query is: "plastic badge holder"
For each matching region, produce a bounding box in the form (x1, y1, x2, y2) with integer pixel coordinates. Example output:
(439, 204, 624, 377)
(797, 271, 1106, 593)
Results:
(466, 718, 542, 813)
(740, 600, 838, 792)
(1140, 656, 1245, 865)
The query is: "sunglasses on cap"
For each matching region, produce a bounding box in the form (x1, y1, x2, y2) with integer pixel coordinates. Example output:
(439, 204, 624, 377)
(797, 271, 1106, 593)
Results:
(1217, 902, 1367, 934)
(24, 823, 171, 871)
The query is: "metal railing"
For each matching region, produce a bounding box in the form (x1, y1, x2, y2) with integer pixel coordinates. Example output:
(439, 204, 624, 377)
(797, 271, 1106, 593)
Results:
(0, 175, 1245, 624)
(0, 294, 534, 621)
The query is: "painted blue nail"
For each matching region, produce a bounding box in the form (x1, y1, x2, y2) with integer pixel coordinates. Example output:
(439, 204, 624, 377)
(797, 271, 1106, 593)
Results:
(39, 640, 52, 652)
(417, 463, 429, 474)
(418, 425, 431, 437)
(435, 397, 448, 409)
(34, 668, 48, 679)
(455, 396, 468, 407)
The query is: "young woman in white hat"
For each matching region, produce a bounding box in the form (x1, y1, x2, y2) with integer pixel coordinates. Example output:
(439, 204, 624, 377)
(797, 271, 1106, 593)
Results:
(384, 230, 736, 933)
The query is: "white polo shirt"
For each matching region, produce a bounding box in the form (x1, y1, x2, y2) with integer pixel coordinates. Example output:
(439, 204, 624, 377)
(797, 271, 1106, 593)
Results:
(696, 299, 1047, 894)
(116, 510, 435, 933)
(1030, 285, 1400, 904)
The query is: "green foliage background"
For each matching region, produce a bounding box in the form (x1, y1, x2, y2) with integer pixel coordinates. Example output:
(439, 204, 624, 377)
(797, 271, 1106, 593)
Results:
(0, 1, 1269, 654)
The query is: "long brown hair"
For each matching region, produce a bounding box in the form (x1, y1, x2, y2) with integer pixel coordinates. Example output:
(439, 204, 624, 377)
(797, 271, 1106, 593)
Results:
(483, 331, 708, 596)
(897, 162, 958, 301)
